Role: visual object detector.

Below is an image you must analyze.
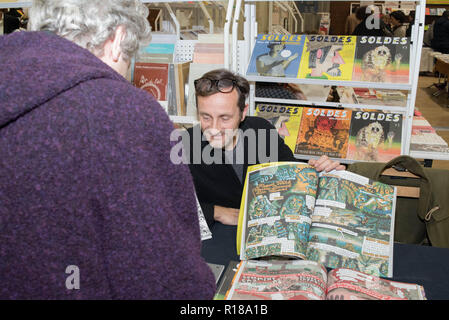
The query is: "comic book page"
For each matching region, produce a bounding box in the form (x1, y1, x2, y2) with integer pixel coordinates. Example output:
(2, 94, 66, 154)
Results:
(298, 35, 357, 81)
(347, 110, 403, 162)
(294, 107, 352, 159)
(254, 104, 303, 153)
(306, 170, 396, 277)
(352, 36, 410, 84)
(246, 34, 305, 78)
(239, 162, 318, 260)
(326, 268, 426, 300)
(226, 260, 328, 300)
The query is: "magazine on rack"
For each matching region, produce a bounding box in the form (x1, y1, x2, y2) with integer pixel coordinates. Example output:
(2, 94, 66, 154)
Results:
(246, 34, 304, 78)
(346, 110, 403, 162)
(297, 35, 357, 81)
(237, 162, 397, 278)
(294, 107, 352, 158)
(352, 36, 410, 83)
(225, 260, 426, 300)
(254, 103, 303, 153)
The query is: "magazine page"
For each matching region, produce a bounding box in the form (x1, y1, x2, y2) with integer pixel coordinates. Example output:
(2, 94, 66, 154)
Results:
(238, 162, 318, 260)
(226, 260, 328, 300)
(326, 268, 426, 300)
(195, 193, 212, 241)
(306, 170, 396, 277)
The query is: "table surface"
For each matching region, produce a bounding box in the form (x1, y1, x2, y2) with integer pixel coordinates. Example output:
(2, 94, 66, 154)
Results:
(201, 222, 449, 300)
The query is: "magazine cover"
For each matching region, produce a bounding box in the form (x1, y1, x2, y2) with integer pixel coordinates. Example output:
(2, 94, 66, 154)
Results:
(352, 36, 410, 83)
(347, 110, 403, 162)
(255, 103, 303, 153)
(246, 34, 305, 78)
(133, 62, 169, 101)
(294, 107, 352, 159)
(298, 35, 357, 81)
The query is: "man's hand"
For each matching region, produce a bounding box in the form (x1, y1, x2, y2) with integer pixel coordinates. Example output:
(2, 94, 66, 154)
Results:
(308, 155, 346, 172)
(214, 205, 240, 225)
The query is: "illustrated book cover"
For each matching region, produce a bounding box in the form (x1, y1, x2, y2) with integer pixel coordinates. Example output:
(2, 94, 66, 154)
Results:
(346, 110, 403, 162)
(237, 162, 397, 278)
(133, 62, 169, 102)
(225, 260, 425, 300)
(352, 36, 410, 84)
(297, 35, 357, 81)
(294, 107, 352, 159)
(246, 34, 305, 78)
(254, 103, 303, 153)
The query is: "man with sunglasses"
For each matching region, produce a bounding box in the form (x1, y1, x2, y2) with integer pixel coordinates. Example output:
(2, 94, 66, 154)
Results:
(185, 69, 344, 228)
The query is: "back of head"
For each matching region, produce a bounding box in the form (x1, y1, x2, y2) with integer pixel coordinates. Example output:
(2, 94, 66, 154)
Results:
(390, 10, 407, 24)
(28, 0, 151, 61)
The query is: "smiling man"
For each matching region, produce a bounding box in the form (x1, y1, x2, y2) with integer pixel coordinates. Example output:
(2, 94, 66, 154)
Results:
(185, 69, 345, 228)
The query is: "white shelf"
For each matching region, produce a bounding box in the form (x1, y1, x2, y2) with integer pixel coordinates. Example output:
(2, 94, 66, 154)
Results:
(254, 97, 409, 112)
(247, 75, 413, 91)
(410, 150, 449, 161)
(294, 154, 357, 165)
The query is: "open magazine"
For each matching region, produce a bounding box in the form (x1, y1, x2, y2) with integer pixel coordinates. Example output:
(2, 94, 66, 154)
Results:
(225, 260, 426, 300)
(237, 162, 397, 277)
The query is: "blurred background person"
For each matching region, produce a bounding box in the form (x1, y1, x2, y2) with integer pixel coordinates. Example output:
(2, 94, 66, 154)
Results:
(431, 10, 449, 54)
(389, 10, 408, 37)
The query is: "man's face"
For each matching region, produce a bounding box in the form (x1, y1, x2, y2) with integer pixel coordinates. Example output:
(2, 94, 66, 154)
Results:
(197, 89, 248, 150)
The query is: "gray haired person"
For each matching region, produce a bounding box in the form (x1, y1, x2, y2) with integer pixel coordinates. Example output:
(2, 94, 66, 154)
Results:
(0, 0, 216, 299)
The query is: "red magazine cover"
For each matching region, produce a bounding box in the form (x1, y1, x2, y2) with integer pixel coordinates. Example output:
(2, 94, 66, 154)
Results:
(295, 107, 352, 159)
(133, 62, 169, 101)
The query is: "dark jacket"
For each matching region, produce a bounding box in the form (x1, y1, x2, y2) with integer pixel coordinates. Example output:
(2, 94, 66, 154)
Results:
(0, 31, 215, 299)
(353, 17, 389, 37)
(186, 116, 298, 228)
(431, 16, 449, 54)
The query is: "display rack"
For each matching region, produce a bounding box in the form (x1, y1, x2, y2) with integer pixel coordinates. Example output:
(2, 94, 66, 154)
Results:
(231, 0, 426, 164)
(4, 0, 442, 164)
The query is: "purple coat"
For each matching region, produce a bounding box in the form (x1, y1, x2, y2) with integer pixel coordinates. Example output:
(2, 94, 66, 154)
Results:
(0, 31, 216, 299)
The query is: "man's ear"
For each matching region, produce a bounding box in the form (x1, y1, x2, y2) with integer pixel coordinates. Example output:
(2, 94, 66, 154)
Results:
(111, 25, 127, 63)
(240, 103, 249, 122)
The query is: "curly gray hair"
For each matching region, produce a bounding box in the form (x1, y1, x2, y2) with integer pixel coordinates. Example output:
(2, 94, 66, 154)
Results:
(28, 0, 151, 61)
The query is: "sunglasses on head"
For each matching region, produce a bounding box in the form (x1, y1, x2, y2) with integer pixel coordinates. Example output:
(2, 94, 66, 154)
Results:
(194, 78, 237, 93)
